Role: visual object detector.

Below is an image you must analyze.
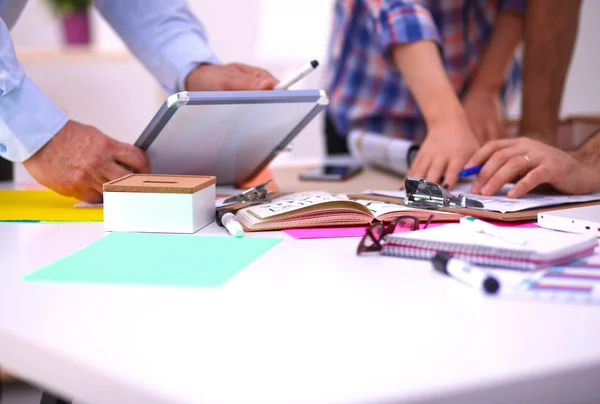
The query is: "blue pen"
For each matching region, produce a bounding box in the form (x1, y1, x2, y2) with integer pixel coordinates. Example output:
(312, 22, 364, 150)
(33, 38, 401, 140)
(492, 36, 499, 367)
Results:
(457, 165, 482, 178)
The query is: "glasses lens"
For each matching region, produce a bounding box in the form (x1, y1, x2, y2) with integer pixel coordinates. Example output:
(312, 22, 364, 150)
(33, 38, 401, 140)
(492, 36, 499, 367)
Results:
(388, 217, 417, 234)
(358, 224, 383, 254)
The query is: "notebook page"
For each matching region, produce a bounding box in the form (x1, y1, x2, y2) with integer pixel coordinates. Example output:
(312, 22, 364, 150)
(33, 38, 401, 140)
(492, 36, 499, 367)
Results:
(354, 199, 456, 220)
(243, 192, 370, 219)
(388, 224, 598, 259)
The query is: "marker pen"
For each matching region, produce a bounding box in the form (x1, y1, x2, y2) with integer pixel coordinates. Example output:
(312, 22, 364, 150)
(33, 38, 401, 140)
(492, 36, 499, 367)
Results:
(460, 216, 527, 245)
(432, 251, 501, 294)
(216, 209, 244, 237)
(274, 60, 319, 90)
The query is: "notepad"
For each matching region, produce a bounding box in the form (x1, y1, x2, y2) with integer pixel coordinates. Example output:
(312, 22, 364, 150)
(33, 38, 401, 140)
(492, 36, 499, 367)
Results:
(383, 224, 598, 270)
(236, 191, 459, 231)
(0, 190, 102, 222)
(24, 232, 281, 287)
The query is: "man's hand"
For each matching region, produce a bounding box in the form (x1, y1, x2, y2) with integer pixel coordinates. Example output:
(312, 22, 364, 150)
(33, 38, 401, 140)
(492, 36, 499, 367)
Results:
(185, 63, 279, 91)
(467, 137, 600, 198)
(23, 120, 151, 203)
(462, 89, 505, 144)
(408, 112, 481, 190)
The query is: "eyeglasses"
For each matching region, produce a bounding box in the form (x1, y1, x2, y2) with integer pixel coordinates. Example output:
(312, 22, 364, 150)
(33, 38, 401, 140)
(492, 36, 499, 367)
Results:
(357, 214, 434, 255)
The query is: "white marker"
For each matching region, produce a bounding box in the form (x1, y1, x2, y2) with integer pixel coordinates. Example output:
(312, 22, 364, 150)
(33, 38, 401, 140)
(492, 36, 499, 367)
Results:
(274, 60, 319, 90)
(460, 216, 527, 245)
(216, 209, 243, 237)
(432, 252, 501, 294)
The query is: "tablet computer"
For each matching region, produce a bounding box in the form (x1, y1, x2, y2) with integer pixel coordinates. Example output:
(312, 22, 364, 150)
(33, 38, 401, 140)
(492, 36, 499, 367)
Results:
(135, 90, 328, 186)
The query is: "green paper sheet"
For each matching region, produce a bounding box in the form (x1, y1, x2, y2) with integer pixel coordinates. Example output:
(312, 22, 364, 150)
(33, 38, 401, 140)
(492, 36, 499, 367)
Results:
(24, 232, 281, 287)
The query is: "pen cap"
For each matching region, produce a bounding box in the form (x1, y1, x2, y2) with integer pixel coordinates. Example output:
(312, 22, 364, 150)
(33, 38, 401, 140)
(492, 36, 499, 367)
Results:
(432, 251, 452, 275)
(216, 209, 233, 226)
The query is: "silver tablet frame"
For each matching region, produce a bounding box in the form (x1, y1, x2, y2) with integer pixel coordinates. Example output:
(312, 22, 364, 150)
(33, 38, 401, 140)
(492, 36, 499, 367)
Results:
(135, 90, 329, 185)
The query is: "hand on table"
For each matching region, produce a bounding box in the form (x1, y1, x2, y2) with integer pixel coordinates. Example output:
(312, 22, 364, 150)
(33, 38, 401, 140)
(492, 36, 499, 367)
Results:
(467, 137, 600, 198)
(407, 114, 481, 190)
(462, 88, 505, 144)
(23, 120, 150, 203)
(185, 63, 279, 91)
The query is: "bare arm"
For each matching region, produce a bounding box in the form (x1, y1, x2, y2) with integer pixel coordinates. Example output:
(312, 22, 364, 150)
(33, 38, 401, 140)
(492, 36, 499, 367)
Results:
(572, 129, 600, 169)
(520, 0, 582, 145)
(468, 11, 523, 95)
(392, 41, 463, 127)
(395, 41, 479, 189)
(462, 10, 523, 143)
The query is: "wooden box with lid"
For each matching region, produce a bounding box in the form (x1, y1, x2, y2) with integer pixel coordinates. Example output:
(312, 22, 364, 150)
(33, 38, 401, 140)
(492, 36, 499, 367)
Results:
(103, 174, 216, 234)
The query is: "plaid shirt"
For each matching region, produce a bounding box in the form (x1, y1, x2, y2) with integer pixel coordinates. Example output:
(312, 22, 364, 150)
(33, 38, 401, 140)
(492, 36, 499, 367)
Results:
(326, 0, 523, 141)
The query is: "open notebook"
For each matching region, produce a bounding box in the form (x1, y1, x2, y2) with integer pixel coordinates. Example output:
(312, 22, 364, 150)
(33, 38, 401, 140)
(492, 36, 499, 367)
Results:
(235, 192, 460, 231)
(382, 224, 599, 270)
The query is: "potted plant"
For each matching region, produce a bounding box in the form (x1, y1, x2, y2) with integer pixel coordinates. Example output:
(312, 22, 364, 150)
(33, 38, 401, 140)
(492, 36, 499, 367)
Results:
(45, 0, 93, 45)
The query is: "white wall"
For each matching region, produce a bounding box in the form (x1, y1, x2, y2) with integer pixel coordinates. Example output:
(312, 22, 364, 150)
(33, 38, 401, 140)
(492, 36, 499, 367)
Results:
(7, 0, 600, 182)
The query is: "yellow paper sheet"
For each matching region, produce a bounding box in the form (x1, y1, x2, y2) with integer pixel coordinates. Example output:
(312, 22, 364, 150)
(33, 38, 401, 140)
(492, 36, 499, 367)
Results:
(0, 190, 103, 222)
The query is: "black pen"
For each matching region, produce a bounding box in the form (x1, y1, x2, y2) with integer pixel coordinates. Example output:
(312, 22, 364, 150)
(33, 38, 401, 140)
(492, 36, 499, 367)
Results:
(432, 251, 500, 294)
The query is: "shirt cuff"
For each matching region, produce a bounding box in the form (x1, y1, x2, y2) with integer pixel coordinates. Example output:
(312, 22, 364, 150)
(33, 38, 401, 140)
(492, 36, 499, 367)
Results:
(162, 32, 221, 93)
(0, 75, 68, 162)
(375, 4, 442, 58)
(500, 0, 524, 13)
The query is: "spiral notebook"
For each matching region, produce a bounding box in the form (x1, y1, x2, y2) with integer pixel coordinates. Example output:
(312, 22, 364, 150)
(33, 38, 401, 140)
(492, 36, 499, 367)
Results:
(382, 224, 598, 270)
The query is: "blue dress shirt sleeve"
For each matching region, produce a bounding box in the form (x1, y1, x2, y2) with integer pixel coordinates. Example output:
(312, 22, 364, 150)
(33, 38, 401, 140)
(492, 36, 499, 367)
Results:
(0, 17, 69, 163)
(94, 0, 220, 93)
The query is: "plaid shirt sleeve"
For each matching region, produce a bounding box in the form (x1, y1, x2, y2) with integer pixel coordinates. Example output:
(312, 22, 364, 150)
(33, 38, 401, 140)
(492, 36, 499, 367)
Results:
(500, 0, 524, 13)
(364, 0, 442, 57)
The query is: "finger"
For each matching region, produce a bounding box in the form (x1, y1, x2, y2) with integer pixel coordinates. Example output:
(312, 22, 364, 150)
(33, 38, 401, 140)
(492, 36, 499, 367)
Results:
(73, 188, 103, 204)
(471, 146, 523, 194)
(508, 166, 549, 198)
(114, 143, 151, 173)
(227, 74, 271, 91)
(443, 157, 466, 190)
(102, 162, 133, 183)
(257, 77, 279, 90)
(465, 138, 518, 168)
(407, 151, 430, 179)
(425, 158, 447, 186)
(480, 155, 533, 196)
(69, 176, 103, 203)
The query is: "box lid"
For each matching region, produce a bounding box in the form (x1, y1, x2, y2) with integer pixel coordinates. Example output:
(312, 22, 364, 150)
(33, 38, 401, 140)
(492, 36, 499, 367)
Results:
(103, 174, 216, 194)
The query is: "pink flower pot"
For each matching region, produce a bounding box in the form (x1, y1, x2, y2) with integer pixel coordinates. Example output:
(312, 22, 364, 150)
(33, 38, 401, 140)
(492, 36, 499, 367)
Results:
(61, 10, 90, 45)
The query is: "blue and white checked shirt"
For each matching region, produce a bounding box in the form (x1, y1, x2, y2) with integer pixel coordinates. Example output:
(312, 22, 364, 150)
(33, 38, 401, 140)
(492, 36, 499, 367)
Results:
(326, 0, 523, 142)
(0, 0, 219, 162)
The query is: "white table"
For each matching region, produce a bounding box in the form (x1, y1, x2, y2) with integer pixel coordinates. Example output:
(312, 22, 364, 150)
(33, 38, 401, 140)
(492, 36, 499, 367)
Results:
(1, 219, 600, 404)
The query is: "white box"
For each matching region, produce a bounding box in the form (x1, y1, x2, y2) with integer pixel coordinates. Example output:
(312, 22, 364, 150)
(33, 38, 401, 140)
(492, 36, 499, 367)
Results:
(103, 174, 216, 234)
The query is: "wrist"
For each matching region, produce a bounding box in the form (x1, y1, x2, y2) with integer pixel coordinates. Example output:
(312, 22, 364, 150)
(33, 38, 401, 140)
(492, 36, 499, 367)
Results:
(184, 63, 214, 91)
(423, 95, 467, 128)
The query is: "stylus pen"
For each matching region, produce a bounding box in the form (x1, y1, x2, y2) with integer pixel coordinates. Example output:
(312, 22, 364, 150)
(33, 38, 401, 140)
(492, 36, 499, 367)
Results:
(274, 60, 319, 90)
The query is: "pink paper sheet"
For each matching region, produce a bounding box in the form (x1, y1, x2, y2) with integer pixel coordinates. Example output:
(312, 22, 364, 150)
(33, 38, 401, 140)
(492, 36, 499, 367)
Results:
(283, 221, 538, 240)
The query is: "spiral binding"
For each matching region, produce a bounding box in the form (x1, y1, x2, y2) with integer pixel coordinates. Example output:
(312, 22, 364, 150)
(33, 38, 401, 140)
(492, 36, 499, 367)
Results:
(381, 236, 536, 270)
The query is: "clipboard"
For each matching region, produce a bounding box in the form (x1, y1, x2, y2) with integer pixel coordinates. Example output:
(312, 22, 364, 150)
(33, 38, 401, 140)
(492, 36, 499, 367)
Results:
(349, 177, 600, 222)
